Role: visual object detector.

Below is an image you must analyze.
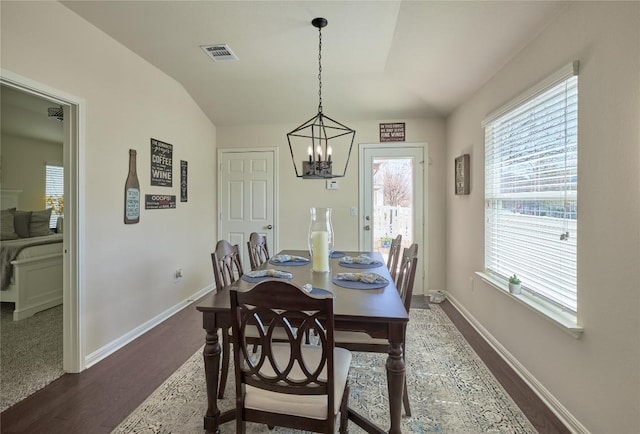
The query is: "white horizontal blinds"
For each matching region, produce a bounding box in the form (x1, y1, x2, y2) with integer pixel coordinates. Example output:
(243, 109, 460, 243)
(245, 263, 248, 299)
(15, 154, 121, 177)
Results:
(485, 68, 578, 313)
(45, 163, 64, 228)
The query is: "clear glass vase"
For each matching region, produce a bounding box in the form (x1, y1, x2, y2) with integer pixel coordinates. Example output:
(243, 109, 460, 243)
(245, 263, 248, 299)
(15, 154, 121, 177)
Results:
(308, 207, 334, 273)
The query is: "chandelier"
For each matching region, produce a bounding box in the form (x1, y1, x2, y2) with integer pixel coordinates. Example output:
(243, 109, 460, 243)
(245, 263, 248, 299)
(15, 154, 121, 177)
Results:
(287, 18, 356, 179)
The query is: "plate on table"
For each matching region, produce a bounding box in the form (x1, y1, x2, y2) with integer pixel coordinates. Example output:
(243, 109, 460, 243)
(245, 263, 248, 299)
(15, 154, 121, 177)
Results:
(331, 276, 389, 290)
(338, 260, 385, 269)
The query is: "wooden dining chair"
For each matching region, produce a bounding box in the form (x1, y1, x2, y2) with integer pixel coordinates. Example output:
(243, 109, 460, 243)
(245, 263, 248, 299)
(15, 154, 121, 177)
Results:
(211, 239, 245, 399)
(246, 232, 270, 271)
(230, 280, 352, 434)
(387, 234, 403, 283)
(212, 238, 299, 399)
(334, 243, 418, 416)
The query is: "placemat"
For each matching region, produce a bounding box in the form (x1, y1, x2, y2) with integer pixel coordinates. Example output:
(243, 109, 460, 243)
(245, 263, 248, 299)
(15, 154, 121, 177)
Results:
(308, 287, 333, 297)
(268, 258, 309, 266)
(241, 273, 292, 283)
(338, 260, 385, 269)
(330, 251, 345, 258)
(331, 277, 389, 290)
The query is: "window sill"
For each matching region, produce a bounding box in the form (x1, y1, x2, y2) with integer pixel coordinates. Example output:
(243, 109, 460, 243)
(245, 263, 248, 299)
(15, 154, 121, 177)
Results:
(475, 272, 584, 339)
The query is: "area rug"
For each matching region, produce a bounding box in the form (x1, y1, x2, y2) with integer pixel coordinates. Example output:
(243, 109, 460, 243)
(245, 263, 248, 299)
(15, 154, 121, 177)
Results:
(0, 303, 64, 412)
(113, 305, 536, 433)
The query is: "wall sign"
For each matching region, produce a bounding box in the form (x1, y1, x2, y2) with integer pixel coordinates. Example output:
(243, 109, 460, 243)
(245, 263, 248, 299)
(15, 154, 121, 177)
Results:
(379, 122, 405, 142)
(180, 160, 188, 202)
(145, 194, 176, 209)
(150, 138, 173, 187)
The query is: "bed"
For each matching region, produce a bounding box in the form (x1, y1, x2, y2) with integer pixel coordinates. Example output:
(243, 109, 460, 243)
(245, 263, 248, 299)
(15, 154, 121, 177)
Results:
(1, 189, 64, 321)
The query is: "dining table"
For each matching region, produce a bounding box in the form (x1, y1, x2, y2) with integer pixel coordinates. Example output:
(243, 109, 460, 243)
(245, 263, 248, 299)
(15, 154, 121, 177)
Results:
(196, 249, 409, 434)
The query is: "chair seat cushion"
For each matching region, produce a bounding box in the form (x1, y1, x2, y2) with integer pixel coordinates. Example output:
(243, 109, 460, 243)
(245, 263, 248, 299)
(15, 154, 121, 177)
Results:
(334, 330, 387, 345)
(245, 344, 352, 420)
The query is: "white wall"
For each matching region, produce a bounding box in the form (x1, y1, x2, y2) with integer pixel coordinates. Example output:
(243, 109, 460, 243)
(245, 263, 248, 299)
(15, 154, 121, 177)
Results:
(1, 2, 217, 357)
(446, 3, 640, 433)
(1, 134, 63, 211)
(217, 117, 447, 295)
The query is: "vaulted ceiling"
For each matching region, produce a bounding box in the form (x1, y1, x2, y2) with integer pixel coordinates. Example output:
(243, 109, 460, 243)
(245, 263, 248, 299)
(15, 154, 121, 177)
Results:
(61, 1, 567, 127)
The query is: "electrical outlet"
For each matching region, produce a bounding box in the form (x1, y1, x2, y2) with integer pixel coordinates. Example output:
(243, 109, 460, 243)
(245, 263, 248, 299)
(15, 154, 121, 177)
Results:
(175, 268, 183, 281)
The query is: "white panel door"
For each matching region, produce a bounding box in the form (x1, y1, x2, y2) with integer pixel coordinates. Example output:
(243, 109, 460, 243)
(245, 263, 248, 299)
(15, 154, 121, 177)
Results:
(359, 144, 425, 294)
(219, 150, 276, 269)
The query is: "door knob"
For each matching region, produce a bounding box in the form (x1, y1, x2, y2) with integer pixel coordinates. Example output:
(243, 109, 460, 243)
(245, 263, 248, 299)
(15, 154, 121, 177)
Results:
(364, 225, 371, 231)
(365, 216, 371, 221)
(266, 225, 273, 230)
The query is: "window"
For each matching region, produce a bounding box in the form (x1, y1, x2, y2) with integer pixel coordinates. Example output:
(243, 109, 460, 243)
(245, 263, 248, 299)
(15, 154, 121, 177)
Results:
(483, 62, 578, 314)
(45, 163, 64, 228)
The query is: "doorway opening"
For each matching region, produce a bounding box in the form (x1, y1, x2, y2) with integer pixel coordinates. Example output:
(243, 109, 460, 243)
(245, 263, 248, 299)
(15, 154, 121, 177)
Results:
(359, 143, 426, 294)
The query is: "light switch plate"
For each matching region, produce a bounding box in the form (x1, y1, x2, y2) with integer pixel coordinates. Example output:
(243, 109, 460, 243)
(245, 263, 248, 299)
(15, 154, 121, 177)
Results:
(326, 180, 339, 190)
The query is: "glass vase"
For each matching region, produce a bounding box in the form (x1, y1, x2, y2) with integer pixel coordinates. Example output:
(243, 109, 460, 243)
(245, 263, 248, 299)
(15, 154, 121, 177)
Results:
(308, 207, 333, 273)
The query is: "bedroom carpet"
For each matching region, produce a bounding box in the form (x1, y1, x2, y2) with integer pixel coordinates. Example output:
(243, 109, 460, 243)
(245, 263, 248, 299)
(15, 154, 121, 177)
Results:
(0, 302, 64, 412)
(113, 304, 536, 433)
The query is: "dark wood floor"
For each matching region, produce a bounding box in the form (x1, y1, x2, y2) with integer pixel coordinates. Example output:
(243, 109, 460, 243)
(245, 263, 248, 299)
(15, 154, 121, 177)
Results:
(1, 295, 569, 433)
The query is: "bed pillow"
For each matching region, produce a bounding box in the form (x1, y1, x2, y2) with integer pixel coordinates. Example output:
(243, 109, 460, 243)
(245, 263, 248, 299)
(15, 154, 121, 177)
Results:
(1, 208, 19, 240)
(13, 210, 32, 238)
(29, 209, 53, 237)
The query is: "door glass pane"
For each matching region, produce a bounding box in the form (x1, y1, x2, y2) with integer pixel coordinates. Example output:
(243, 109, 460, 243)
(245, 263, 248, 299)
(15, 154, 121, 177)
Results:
(372, 158, 413, 263)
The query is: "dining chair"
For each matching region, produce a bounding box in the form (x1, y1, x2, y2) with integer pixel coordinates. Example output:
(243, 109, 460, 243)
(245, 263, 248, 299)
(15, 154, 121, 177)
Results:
(247, 232, 270, 271)
(230, 280, 352, 434)
(212, 239, 299, 399)
(211, 239, 245, 399)
(334, 242, 418, 416)
(387, 234, 403, 283)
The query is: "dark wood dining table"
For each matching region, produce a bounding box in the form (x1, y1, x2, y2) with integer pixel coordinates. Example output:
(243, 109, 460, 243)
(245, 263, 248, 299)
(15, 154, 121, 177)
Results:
(196, 250, 409, 434)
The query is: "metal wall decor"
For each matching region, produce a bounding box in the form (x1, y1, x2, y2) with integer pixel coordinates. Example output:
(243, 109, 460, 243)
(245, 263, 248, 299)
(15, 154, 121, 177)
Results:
(287, 17, 356, 179)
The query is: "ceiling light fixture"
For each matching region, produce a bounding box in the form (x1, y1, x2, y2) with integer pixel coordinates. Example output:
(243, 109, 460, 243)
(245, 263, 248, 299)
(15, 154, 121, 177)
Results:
(287, 17, 355, 179)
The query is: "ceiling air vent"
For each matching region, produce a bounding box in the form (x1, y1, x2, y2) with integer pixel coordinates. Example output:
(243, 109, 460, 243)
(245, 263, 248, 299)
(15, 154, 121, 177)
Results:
(48, 107, 63, 122)
(200, 44, 239, 62)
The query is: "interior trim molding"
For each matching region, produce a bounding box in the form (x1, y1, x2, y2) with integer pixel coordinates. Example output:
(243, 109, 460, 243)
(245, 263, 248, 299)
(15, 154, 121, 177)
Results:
(445, 291, 589, 434)
(84, 285, 214, 368)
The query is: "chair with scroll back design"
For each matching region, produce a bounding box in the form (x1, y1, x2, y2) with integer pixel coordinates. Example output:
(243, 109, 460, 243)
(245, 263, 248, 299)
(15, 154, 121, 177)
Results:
(247, 232, 270, 271)
(387, 234, 403, 283)
(333, 242, 418, 416)
(230, 280, 352, 433)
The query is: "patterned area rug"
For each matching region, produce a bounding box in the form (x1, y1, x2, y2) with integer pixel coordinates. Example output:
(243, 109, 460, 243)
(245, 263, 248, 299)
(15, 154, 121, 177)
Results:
(113, 305, 535, 433)
(0, 303, 64, 412)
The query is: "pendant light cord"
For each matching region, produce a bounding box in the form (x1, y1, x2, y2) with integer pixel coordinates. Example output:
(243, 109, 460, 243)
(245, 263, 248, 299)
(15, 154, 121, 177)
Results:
(318, 26, 323, 114)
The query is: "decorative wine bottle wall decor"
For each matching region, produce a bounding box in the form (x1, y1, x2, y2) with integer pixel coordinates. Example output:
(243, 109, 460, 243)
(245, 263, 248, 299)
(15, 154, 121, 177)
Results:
(124, 149, 140, 224)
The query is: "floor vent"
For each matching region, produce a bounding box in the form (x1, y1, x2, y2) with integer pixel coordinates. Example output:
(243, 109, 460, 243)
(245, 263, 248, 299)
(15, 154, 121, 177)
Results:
(200, 44, 239, 62)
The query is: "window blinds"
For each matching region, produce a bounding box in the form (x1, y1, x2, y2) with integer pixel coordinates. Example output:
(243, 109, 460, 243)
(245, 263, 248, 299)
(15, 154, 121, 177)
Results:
(484, 63, 578, 313)
(45, 163, 64, 228)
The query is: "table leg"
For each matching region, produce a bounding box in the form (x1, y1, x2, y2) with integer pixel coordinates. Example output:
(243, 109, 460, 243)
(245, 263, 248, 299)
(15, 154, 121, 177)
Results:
(386, 340, 405, 434)
(202, 326, 221, 434)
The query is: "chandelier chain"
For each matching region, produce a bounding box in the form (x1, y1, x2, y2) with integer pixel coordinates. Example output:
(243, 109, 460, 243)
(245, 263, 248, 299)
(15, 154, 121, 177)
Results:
(318, 26, 323, 113)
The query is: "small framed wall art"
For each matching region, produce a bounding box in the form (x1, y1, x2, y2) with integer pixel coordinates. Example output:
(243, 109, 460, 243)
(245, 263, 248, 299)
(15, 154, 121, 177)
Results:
(455, 154, 470, 195)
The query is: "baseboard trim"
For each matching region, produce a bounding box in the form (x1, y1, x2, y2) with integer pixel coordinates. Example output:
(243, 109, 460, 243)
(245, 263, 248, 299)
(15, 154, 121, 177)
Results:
(445, 292, 589, 434)
(84, 284, 215, 368)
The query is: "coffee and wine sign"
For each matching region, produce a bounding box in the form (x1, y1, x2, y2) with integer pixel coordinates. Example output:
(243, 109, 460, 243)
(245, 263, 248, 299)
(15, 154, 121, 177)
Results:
(150, 138, 173, 187)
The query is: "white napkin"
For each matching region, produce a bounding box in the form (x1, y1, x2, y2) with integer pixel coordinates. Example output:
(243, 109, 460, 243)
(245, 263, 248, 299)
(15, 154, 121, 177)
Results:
(271, 254, 309, 263)
(245, 269, 293, 279)
(335, 272, 387, 284)
(340, 254, 376, 265)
